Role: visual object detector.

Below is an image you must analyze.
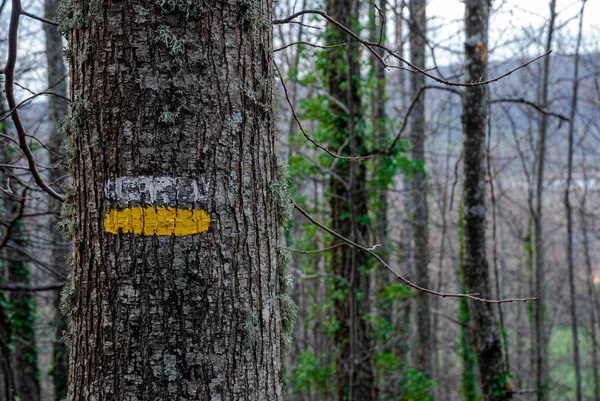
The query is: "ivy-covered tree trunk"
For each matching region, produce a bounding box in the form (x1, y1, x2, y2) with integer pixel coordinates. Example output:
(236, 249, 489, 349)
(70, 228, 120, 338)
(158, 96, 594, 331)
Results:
(408, 0, 433, 391)
(0, 97, 17, 401)
(6, 261, 40, 401)
(62, 1, 289, 399)
(456, 199, 478, 401)
(460, 1, 511, 400)
(0, 292, 15, 401)
(0, 110, 40, 401)
(324, 0, 376, 399)
(43, 0, 70, 398)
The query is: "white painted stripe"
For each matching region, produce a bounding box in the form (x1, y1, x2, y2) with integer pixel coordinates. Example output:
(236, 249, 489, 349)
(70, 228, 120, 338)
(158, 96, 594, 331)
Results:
(104, 176, 208, 205)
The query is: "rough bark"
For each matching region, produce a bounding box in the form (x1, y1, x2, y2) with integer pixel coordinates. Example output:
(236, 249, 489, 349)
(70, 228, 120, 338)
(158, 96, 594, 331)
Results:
(63, 1, 285, 399)
(43, 0, 70, 399)
(461, 1, 511, 400)
(532, 2, 556, 399)
(563, 1, 586, 400)
(408, 0, 433, 387)
(324, 0, 376, 398)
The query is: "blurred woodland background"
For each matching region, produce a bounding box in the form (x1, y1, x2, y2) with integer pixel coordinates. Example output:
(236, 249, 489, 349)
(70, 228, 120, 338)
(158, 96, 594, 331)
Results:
(1, 0, 600, 400)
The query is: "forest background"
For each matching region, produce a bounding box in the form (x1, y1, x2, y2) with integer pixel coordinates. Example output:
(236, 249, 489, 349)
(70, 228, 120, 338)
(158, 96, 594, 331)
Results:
(1, 0, 599, 400)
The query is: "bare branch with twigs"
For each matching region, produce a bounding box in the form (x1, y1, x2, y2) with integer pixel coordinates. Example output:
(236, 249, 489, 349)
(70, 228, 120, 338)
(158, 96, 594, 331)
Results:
(293, 199, 538, 304)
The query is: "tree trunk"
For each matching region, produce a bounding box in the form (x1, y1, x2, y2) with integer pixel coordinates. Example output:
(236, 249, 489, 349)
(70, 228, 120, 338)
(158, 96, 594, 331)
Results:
(457, 198, 478, 401)
(564, 2, 586, 400)
(532, 1, 556, 399)
(43, 0, 70, 399)
(62, 1, 287, 399)
(0, 95, 17, 401)
(408, 0, 433, 389)
(324, 0, 376, 398)
(579, 191, 600, 401)
(461, 1, 511, 400)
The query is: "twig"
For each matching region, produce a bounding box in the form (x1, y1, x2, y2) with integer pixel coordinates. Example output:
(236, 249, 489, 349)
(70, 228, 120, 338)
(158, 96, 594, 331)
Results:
(3, 0, 65, 202)
(274, 41, 346, 52)
(449, 151, 463, 211)
(274, 62, 371, 161)
(0, 90, 71, 124)
(0, 282, 68, 292)
(273, 10, 551, 88)
(287, 243, 345, 254)
(0, 188, 26, 249)
(386, 85, 463, 154)
(293, 200, 538, 304)
(21, 10, 58, 26)
(490, 97, 569, 122)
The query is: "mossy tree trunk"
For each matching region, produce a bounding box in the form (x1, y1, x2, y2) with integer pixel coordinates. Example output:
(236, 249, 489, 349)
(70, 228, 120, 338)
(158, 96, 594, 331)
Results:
(456, 199, 479, 401)
(62, 1, 288, 399)
(323, 0, 376, 398)
(460, 1, 511, 400)
(408, 0, 433, 392)
(0, 108, 40, 401)
(43, 0, 70, 399)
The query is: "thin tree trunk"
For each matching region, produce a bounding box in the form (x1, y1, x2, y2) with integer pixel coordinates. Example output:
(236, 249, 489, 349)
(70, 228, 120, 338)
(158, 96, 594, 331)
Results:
(0, 97, 17, 401)
(457, 197, 478, 401)
(564, 2, 586, 400)
(43, 0, 70, 399)
(63, 1, 287, 399)
(395, 0, 412, 372)
(325, 0, 375, 398)
(533, 2, 556, 399)
(579, 187, 600, 401)
(461, 1, 510, 400)
(1, 105, 40, 401)
(408, 0, 433, 390)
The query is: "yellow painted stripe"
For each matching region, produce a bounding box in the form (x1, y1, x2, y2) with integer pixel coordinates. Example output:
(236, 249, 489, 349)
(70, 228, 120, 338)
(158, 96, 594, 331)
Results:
(104, 206, 210, 236)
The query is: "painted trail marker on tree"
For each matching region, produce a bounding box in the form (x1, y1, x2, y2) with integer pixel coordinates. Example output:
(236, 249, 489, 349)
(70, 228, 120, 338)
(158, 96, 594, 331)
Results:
(103, 176, 211, 236)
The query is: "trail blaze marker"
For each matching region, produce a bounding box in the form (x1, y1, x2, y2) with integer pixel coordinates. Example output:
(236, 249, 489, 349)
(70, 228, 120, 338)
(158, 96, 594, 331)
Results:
(103, 176, 211, 236)
(104, 206, 211, 236)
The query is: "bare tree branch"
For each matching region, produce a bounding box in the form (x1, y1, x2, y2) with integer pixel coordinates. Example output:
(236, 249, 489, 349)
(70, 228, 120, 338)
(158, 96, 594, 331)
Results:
(293, 199, 538, 304)
(273, 9, 551, 88)
(3, 0, 65, 202)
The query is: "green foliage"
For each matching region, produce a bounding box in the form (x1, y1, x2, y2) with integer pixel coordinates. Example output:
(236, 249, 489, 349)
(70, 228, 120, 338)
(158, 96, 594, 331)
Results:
(491, 370, 512, 401)
(286, 350, 336, 395)
(398, 369, 435, 401)
(456, 197, 479, 401)
(379, 283, 413, 305)
(549, 326, 599, 400)
(1, 262, 40, 382)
